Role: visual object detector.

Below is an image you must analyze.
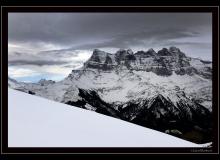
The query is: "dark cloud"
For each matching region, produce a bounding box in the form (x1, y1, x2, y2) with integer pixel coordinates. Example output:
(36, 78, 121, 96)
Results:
(8, 13, 212, 81)
(69, 28, 201, 50)
(164, 41, 212, 48)
(8, 13, 211, 48)
(8, 60, 69, 66)
(63, 64, 81, 68)
(38, 49, 80, 58)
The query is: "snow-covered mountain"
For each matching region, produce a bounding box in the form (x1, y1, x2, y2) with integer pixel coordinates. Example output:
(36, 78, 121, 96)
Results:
(8, 47, 212, 144)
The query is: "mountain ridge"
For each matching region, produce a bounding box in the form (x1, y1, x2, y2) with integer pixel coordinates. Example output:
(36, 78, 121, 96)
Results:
(83, 47, 212, 79)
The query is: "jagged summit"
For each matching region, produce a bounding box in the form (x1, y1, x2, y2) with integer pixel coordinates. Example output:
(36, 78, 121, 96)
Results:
(88, 49, 111, 63)
(38, 79, 55, 86)
(82, 47, 211, 78)
(93, 48, 103, 53)
(147, 48, 157, 55)
(88, 47, 185, 62)
(169, 46, 181, 53)
(156, 47, 186, 57)
(157, 48, 172, 56)
(135, 48, 156, 58)
(116, 48, 134, 55)
(169, 46, 187, 58)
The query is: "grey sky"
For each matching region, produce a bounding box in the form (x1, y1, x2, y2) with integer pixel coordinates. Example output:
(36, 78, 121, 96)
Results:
(8, 13, 212, 82)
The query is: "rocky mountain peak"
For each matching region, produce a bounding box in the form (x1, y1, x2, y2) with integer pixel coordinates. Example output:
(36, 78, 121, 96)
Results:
(82, 47, 211, 79)
(135, 48, 156, 58)
(115, 49, 135, 64)
(157, 48, 172, 56)
(169, 46, 186, 58)
(157, 46, 186, 58)
(169, 46, 181, 53)
(146, 48, 157, 57)
(38, 79, 55, 86)
(86, 49, 112, 65)
(93, 49, 105, 55)
(115, 49, 134, 59)
(116, 48, 134, 55)
(147, 48, 156, 53)
(127, 49, 134, 55)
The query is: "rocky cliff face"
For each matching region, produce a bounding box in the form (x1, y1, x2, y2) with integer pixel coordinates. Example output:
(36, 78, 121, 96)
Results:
(83, 47, 212, 79)
(8, 47, 212, 144)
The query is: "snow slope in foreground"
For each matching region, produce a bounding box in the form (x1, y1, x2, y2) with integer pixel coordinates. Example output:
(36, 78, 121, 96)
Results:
(8, 88, 201, 147)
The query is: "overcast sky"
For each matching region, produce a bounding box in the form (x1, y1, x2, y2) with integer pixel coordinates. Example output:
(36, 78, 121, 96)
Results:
(8, 13, 212, 82)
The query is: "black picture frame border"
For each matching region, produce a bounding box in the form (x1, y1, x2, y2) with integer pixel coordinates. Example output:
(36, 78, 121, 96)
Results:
(1, 6, 219, 154)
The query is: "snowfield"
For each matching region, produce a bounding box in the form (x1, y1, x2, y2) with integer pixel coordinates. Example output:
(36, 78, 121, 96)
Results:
(8, 88, 202, 147)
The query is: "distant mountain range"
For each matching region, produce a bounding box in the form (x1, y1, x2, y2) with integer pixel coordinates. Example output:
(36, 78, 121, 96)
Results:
(8, 46, 212, 144)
